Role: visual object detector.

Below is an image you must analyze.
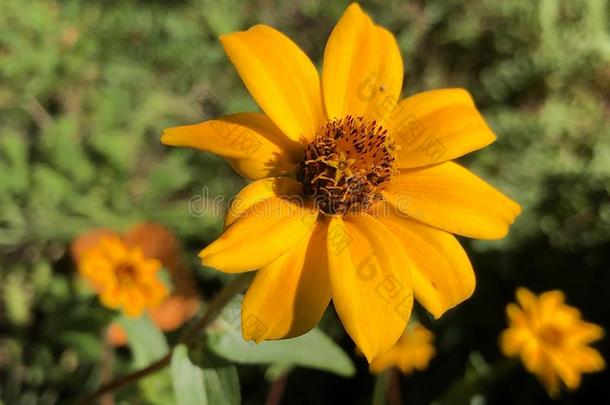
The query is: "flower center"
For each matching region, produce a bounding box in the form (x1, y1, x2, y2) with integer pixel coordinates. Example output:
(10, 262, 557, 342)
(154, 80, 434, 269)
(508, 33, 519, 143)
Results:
(115, 263, 137, 285)
(297, 115, 397, 215)
(539, 325, 563, 347)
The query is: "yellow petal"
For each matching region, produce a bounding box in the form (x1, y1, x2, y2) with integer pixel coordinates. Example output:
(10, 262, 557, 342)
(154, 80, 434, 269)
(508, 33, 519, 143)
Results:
(549, 351, 582, 390)
(571, 347, 605, 373)
(538, 361, 561, 397)
(327, 214, 412, 362)
(388, 89, 496, 168)
(369, 349, 401, 374)
(322, 4, 403, 122)
(100, 286, 122, 309)
(382, 162, 521, 240)
(506, 303, 528, 327)
(220, 25, 325, 143)
(123, 222, 179, 272)
(71, 228, 118, 262)
(538, 290, 565, 323)
(122, 288, 145, 318)
(568, 322, 604, 345)
(199, 197, 318, 273)
(516, 287, 538, 314)
(373, 205, 475, 318)
(241, 219, 331, 341)
(500, 328, 530, 356)
(162, 113, 303, 179)
(225, 177, 303, 228)
(521, 339, 543, 373)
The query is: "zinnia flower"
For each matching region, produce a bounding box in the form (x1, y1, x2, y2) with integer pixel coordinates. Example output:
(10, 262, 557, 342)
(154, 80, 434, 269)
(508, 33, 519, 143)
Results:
(72, 223, 198, 320)
(369, 323, 435, 374)
(500, 288, 605, 396)
(162, 3, 520, 360)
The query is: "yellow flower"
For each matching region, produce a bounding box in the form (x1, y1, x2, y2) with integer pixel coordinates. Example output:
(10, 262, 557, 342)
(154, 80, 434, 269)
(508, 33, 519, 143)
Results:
(370, 323, 435, 374)
(72, 224, 200, 344)
(76, 233, 168, 317)
(162, 3, 520, 361)
(74, 225, 199, 341)
(500, 288, 605, 396)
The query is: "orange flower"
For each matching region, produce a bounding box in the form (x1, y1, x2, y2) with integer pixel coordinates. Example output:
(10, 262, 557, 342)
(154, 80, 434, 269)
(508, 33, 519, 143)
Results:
(77, 235, 167, 317)
(162, 3, 520, 361)
(500, 288, 605, 396)
(370, 323, 436, 374)
(72, 224, 199, 332)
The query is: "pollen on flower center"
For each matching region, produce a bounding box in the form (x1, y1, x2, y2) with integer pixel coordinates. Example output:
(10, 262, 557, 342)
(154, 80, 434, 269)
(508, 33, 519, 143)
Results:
(296, 115, 397, 215)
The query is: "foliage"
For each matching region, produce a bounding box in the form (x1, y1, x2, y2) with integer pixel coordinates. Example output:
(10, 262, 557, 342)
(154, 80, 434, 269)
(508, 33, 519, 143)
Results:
(0, 0, 609, 404)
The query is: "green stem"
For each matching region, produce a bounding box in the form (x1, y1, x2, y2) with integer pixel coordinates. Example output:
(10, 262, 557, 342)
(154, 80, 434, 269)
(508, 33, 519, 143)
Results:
(75, 273, 253, 405)
(386, 368, 402, 405)
(435, 357, 519, 404)
(372, 369, 390, 405)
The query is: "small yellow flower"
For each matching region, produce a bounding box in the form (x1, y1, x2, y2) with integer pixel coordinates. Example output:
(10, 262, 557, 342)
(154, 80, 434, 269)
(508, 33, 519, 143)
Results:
(72, 224, 201, 345)
(370, 323, 435, 374)
(78, 235, 168, 317)
(500, 288, 605, 396)
(162, 3, 521, 361)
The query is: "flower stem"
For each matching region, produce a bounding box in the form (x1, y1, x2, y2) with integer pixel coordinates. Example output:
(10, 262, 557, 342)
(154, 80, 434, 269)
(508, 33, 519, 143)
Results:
(435, 357, 519, 404)
(386, 368, 402, 405)
(371, 368, 401, 405)
(75, 273, 253, 405)
(372, 370, 390, 405)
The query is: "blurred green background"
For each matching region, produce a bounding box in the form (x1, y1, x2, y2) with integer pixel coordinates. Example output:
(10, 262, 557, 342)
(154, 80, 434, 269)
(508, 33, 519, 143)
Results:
(1, 0, 609, 403)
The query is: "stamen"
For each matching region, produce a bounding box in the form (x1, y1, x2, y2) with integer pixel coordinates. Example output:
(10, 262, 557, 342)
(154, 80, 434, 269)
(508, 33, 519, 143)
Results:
(296, 115, 397, 215)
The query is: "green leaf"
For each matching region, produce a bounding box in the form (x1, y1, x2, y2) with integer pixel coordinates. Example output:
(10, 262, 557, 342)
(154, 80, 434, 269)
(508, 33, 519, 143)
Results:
(121, 315, 173, 405)
(0, 132, 29, 194)
(57, 331, 102, 362)
(201, 364, 240, 405)
(3, 271, 32, 326)
(171, 344, 241, 405)
(120, 314, 168, 367)
(31, 260, 52, 294)
(39, 116, 94, 185)
(171, 344, 208, 405)
(206, 326, 355, 377)
(142, 153, 194, 211)
(200, 0, 245, 36)
(191, 344, 241, 405)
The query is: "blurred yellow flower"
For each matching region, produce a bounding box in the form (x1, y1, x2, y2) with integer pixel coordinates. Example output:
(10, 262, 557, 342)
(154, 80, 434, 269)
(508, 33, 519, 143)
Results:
(370, 323, 436, 374)
(73, 224, 200, 332)
(162, 3, 520, 361)
(500, 288, 605, 396)
(75, 231, 168, 317)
